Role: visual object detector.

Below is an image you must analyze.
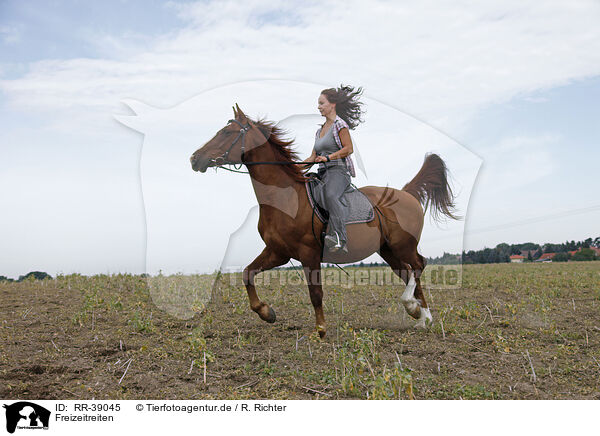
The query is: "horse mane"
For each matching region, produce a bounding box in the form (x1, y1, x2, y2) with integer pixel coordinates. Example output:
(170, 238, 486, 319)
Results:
(253, 118, 307, 183)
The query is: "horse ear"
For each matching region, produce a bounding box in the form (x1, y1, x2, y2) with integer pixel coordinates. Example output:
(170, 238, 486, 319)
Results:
(235, 103, 247, 121)
(232, 105, 237, 118)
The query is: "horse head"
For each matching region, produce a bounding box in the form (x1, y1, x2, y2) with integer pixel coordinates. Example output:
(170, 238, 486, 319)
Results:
(190, 104, 268, 172)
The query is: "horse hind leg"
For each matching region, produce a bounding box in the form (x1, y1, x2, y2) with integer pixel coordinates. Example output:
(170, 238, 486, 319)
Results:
(379, 245, 420, 319)
(408, 271, 432, 329)
(410, 253, 433, 329)
(380, 245, 432, 329)
(400, 269, 421, 319)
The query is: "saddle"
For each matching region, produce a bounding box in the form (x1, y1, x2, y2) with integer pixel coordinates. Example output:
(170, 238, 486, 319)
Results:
(305, 172, 374, 225)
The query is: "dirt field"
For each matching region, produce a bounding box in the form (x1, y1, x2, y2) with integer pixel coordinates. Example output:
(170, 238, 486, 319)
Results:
(1, 262, 599, 399)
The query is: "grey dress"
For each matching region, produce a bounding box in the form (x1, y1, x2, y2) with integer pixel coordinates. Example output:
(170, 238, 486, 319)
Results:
(313, 124, 351, 244)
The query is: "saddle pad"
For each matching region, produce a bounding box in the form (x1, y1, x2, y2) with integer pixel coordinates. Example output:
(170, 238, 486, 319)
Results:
(305, 174, 374, 224)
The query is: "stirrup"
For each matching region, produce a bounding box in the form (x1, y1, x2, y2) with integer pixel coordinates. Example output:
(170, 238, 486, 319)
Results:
(324, 232, 339, 248)
(332, 244, 348, 253)
(324, 233, 347, 253)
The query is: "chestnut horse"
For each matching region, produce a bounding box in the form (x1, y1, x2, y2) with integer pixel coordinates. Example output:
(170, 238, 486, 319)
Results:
(190, 105, 457, 338)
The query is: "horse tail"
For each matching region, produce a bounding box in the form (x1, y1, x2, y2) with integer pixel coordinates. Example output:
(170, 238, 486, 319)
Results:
(402, 153, 460, 222)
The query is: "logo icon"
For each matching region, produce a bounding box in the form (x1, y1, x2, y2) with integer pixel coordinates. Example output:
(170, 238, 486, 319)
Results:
(3, 402, 50, 434)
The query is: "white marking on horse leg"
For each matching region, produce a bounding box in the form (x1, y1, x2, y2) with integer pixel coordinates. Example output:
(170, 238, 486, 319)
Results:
(423, 307, 432, 323)
(400, 271, 420, 316)
(415, 307, 432, 330)
(401, 272, 416, 302)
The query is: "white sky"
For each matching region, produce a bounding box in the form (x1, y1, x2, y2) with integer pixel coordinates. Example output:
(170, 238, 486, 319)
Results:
(1, 0, 599, 277)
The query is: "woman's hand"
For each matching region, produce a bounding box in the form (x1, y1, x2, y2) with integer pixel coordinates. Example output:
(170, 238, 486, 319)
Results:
(315, 155, 329, 163)
(302, 149, 317, 170)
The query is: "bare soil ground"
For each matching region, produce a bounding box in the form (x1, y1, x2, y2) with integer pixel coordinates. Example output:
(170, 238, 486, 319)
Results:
(1, 262, 599, 399)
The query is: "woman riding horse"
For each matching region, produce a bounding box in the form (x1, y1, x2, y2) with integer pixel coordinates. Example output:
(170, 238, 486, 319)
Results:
(190, 103, 458, 338)
(303, 85, 364, 253)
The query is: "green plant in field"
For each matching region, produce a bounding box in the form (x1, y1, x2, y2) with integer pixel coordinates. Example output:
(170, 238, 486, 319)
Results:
(187, 327, 214, 362)
(492, 331, 511, 353)
(71, 312, 86, 327)
(333, 324, 413, 399)
(505, 302, 518, 316)
(370, 364, 414, 400)
(128, 308, 154, 333)
(260, 362, 275, 375)
(458, 302, 479, 320)
(307, 369, 337, 386)
(233, 330, 257, 349)
(449, 384, 498, 399)
(110, 295, 124, 311)
(70, 285, 108, 327)
(203, 312, 214, 326)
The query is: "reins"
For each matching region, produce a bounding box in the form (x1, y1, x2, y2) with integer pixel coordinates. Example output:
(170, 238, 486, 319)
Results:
(211, 161, 313, 175)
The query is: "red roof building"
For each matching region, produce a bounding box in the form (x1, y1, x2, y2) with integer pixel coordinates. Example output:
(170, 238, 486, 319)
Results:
(537, 253, 556, 262)
(510, 255, 525, 263)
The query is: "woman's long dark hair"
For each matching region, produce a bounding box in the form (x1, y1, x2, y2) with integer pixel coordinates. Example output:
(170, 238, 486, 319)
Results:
(321, 84, 365, 129)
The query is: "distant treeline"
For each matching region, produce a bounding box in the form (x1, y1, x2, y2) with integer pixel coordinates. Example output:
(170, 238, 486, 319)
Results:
(3, 237, 599, 279)
(428, 237, 600, 265)
(0, 271, 53, 282)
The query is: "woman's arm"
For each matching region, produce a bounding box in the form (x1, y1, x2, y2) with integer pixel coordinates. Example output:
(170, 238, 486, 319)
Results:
(325, 127, 353, 161)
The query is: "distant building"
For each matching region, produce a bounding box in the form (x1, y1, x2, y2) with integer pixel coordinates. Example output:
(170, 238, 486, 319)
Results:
(510, 255, 525, 263)
(537, 253, 556, 262)
(535, 248, 599, 262)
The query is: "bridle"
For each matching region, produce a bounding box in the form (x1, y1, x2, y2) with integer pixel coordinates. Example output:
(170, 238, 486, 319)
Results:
(208, 119, 252, 172)
(208, 119, 310, 174)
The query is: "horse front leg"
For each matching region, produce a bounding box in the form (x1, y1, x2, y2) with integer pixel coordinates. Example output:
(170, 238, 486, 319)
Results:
(243, 247, 289, 323)
(302, 262, 326, 338)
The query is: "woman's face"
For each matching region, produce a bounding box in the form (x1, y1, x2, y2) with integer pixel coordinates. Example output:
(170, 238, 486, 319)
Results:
(318, 94, 336, 117)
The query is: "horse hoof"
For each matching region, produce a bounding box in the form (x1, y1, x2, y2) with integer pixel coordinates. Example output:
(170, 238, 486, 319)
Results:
(265, 307, 276, 323)
(414, 320, 428, 330)
(415, 308, 432, 330)
(316, 325, 326, 338)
